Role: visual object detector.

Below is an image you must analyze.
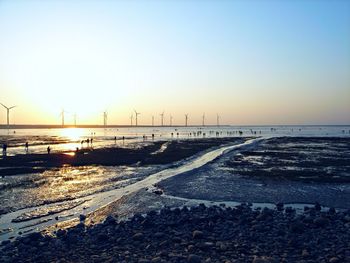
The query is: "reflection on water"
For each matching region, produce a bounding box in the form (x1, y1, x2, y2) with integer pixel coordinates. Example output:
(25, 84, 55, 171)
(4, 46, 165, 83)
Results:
(0, 126, 349, 156)
(0, 164, 164, 216)
(60, 128, 85, 141)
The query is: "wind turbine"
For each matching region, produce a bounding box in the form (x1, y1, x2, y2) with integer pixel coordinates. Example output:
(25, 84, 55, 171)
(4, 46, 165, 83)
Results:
(152, 115, 154, 126)
(202, 113, 205, 127)
(1, 103, 16, 128)
(73, 113, 77, 126)
(160, 111, 165, 126)
(134, 110, 140, 126)
(185, 114, 189, 127)
(59, 109, 67, 127)
(130, 114, 134, 126)
(170, 115, 173, 126)
(216, 114, 220, 127)
(103, 111, 108, 127)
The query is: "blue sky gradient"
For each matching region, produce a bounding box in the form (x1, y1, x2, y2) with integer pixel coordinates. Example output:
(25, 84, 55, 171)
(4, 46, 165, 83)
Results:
(0, 0, 349, 125)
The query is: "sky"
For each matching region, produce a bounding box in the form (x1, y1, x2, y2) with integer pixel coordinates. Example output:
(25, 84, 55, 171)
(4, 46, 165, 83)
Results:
(0, 0, 349, 125)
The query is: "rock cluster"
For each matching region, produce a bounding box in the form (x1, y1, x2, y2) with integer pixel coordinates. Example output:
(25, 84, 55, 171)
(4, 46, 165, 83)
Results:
(1, 204, 349, 263)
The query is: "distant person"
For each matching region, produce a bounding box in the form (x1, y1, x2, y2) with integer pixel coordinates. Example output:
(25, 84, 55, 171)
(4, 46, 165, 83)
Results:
(47, 146, 51, 154)
(90, 138, 93, 145)
(2, 143, 7, 155)
(114, 136, 117, 143)
(25, 141, 29, 153)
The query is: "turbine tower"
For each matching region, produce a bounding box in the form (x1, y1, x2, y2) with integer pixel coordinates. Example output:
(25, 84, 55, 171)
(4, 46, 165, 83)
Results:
(216, 114, 220, 127)
(160, 111, 165, 126)
(134, 110, 140, 126)
(152, 115, 154, 126)
(74, 113, 77, 126)
(1, 103, 16, 128)
(202, 113, 205, 127)
(60, 109, 66, 127)
(130, 114, 134, 126)
(185, 114, 189, 127)
(103, 111, 108, 127)
(170, 115, 173, 126)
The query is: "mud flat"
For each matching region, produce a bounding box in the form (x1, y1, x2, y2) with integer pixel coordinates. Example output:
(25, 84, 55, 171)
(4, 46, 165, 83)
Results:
(159, 137, 350, 209)
(0, 138, 245, 176)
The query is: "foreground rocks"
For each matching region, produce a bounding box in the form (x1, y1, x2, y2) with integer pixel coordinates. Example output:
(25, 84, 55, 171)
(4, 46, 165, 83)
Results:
(1, 204, 350, 263)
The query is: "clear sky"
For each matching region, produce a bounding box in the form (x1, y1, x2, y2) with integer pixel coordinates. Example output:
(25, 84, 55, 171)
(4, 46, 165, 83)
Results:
(0, 0, 349, 125)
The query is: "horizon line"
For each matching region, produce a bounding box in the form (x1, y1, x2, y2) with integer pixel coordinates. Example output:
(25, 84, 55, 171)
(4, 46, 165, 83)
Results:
(1, 124, 350, 129)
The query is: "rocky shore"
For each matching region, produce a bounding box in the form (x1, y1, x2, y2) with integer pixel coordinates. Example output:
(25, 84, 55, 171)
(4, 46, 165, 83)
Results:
(1, 203, 349, 263)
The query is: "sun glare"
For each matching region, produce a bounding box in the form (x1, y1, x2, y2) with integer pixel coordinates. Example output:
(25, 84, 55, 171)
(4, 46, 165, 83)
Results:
(61, 128, 85, 141)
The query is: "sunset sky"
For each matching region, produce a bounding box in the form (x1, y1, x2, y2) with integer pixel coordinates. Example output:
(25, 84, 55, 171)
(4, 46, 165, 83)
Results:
(0, 0, 349, 125)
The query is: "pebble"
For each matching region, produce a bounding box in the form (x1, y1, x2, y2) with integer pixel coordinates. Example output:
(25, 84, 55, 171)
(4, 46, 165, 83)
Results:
(188, 254, 202, 263)
(192, 230, 204, 239)
(1, 204, 349, 263)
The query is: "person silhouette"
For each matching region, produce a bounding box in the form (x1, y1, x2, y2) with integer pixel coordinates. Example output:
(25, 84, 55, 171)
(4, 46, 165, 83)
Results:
(2, 143, 7, 156)
(47, 146, 51, 154)
(25, 142, 29, 153)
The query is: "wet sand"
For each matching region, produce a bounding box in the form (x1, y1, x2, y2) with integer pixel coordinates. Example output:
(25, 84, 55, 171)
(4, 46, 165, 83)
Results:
(0, 138, 245, 176)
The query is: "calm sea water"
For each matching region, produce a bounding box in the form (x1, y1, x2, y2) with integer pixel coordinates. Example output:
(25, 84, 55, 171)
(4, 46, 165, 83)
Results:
(0, 125, 349, 156)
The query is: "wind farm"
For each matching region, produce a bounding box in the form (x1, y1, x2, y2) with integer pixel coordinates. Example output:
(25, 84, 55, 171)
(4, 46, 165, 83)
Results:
(0, 105, 228, 129)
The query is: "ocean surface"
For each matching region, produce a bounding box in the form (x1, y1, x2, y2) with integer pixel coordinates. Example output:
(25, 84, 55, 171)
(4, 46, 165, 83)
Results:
(0, 125, 349, 241)
(1, 125, 349, 156)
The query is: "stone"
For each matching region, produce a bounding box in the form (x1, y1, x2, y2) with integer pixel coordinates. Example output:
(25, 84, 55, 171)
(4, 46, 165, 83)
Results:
(104, 215, 117, 225)
(290, 221, 304, 233)
(133, 233, 144, 240)
(79, 214, 86, 222)
(302, 249, 309, 258)
(192, 230, 204, 239)
(329, 257, 340, 263)
(1, 240, 10, 246)
(252, 256, 274, 263)
(276, 202, 284, 211)
(27, 232, 43, 241)
(328, 207, 336, 214)
(314, 202, 321, 211)
(314, 217, 329, 227)
(188, 254, 202, 263)
(154, 232, 164, 238)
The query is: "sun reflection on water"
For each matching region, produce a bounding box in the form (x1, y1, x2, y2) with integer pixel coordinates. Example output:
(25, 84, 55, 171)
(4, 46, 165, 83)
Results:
(60, 128, 85, 142)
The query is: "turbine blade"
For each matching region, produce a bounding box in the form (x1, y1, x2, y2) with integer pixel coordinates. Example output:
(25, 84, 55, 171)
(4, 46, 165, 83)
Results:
(0, 103, 8, 109)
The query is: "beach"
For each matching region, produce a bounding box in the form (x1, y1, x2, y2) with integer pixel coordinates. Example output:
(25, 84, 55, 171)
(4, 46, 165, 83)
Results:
(0, 127, 350, 262)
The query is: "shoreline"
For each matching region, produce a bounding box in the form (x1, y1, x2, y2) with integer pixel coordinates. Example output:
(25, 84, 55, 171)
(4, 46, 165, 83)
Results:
(1, 202, 349, 262)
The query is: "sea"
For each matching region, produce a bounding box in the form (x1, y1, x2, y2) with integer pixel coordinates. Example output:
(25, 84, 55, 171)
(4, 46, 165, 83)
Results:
(1, 125, 349, 156)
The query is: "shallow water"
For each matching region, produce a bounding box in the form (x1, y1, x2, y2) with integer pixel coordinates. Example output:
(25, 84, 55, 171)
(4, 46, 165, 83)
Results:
(0, 138, 258, 241)
(1, 125, 349, 156)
